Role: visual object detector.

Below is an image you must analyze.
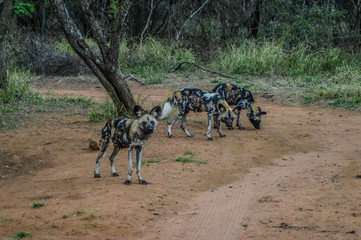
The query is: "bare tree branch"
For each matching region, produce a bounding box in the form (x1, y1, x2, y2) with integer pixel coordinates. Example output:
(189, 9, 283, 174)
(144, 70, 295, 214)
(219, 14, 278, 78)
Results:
(123, 73, 145, 85)
(176, 0, 210, 41)
(80, 0, 109, 61)
(109, 0, 131, 63)
(140, 0, 154, 45)
(173, 61, 234, 79)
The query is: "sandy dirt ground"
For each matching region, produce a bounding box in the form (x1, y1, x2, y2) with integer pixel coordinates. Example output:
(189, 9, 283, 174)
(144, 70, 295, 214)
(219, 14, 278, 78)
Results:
(0, 76, 360, 240)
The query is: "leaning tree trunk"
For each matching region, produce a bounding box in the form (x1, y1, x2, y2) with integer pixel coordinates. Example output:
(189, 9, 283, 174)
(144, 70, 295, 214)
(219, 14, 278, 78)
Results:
(0, 0, 14, 89)
(51, 0, 136, 113)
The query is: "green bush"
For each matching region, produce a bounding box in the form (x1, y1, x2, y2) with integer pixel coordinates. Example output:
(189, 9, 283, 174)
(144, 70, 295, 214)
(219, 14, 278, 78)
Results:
(119, 38, 197, 84)
(0, 70, 43, 113)
(89, 101, 119, 122)
(211, 40, 361, 108)
(211, 40, 348, 78)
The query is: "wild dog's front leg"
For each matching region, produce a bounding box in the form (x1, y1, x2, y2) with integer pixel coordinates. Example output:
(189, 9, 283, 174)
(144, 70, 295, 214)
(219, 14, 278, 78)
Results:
(214, 114, 226, 138)
(180, 112, 193, 137)
(207, 113, 214, 140)
(135, 144, 147, 185)
(124, 145, 134, 185)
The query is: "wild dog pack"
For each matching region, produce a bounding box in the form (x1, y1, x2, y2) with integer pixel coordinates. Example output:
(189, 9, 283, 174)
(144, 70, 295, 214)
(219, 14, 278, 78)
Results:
(160, 88, 238, 140)
(213, 83, 267, 129)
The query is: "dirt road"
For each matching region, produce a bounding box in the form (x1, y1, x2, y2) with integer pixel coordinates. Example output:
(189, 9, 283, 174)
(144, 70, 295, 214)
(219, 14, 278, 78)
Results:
(0, 78, 360, 239)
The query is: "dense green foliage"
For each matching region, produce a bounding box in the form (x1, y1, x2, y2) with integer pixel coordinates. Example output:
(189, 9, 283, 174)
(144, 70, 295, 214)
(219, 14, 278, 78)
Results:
(118, 39, 196, 84)
(0, 70, 43, 113)
(1, 1, 361, 126)
(212, 40, 361, 108)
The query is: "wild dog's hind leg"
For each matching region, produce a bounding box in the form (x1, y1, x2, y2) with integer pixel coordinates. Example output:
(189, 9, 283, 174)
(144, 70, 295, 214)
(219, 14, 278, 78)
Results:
(207, 113, 215, 140)
(135, 144, 147, 184)
(180, 112, 193, 137)
(124, 145, 134, 184)
(167, 112, 181, 138)
(94, 133, 111, 178)
(109, 146, 120, 177)
(213, 113, 226, 137)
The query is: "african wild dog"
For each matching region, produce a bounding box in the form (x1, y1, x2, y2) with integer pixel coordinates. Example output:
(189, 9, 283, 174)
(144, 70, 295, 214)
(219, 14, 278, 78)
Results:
(94, 105, 162, 185)
(160, 88, 238, 140)
(212, 83, 267, 129)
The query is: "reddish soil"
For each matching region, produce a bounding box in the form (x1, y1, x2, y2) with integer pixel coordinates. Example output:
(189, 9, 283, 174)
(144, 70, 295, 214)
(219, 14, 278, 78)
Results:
(0, 76, 360, 240)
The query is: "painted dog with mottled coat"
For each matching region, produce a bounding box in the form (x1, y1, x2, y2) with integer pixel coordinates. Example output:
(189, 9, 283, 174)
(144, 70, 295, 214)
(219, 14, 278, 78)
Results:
(212, 83, 267, 129)
(94, 105, 162, 185)
(160, 88, 238, 140)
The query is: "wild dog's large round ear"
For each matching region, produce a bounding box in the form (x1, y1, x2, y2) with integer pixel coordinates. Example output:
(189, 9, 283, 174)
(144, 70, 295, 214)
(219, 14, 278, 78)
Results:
(133, 105, 144, 118)
(257, 106, 267, 115)
(217, 101, 227, 112)
(150, 106, 162, 119)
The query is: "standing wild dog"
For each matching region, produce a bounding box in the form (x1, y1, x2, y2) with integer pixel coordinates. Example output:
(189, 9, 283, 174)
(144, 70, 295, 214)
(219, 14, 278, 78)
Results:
(213, 83, 267, 129)
(160, 88, 238, 140)
(94, 105, 162, 185)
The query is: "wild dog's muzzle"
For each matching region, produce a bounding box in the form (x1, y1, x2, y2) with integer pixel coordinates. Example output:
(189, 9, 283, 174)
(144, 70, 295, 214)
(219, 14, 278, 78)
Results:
(143, 125, 154, 134)
(223, 119, 233, 129)
(250, 119, 261, 129)
(225, 121, 233, 128)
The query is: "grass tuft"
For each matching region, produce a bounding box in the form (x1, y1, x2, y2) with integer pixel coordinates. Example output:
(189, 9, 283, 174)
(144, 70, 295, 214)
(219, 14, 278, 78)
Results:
(0, 70, 43, 113)
(32, 202, 45, 209)
(173, 151, 208, 165)
(8, 231, 33, 239)
(119, 38, 196, 84)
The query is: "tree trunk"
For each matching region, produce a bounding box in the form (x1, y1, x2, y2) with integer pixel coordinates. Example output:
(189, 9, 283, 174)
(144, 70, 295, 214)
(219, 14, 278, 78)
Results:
(50, 0, 136, 113)
(0, 0, 14, 89)
(250, 0, 261, 38)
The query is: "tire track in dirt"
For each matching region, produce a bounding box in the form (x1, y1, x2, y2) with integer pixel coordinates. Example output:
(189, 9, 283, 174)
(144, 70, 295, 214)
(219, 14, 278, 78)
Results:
(143, 136, 257, 240)
(187, 137, 246, 239)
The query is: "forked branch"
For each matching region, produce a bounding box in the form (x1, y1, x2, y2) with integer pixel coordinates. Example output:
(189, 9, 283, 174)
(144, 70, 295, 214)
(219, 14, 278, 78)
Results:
(173, 61, 234, 79)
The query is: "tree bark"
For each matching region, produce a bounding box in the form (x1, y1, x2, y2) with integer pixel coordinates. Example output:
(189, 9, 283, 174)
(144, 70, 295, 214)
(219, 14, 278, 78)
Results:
(0, 0, 14, 89)
(50, 0, 136, 113)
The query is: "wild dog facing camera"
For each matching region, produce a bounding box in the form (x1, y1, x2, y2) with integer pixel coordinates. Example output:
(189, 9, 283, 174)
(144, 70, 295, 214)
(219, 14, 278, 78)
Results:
(133, 105, 162, 135)
(217, 102, 237, 129)
(94, 105, 162, 185)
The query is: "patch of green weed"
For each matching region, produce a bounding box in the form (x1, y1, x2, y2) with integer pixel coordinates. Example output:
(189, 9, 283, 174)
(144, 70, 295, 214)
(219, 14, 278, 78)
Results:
(173, 151, 208, 165)
(9, 231, 33, 239)
(89, 101, 120, 122)
(210, 79, 223, 84)
(119, 38, 196, 84)
(32, 202, 45, 209)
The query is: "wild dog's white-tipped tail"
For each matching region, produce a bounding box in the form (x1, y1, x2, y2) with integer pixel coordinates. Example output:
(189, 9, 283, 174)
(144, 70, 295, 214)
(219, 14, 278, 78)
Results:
(160, 101, 173, 119)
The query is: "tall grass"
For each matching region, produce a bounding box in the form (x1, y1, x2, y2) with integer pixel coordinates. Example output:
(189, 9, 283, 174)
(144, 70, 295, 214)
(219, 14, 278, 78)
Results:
(88, 101, 120, 122)
(212, 40, 348, 77)
(211, 40, 361, 108)
(0, 70, 43, 113)
(119, 38, 196, 84)
(55, 37, 197, 84)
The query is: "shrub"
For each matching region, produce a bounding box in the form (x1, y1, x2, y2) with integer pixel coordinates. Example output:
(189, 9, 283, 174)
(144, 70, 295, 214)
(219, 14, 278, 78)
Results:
(119, 38, 197, 84)
(0, 70, 43, 113)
